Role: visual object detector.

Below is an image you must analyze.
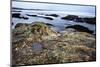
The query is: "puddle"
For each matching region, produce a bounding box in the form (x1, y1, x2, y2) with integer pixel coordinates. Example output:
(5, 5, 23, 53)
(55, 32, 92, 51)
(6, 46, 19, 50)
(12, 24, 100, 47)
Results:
(32, 42, 43, 54)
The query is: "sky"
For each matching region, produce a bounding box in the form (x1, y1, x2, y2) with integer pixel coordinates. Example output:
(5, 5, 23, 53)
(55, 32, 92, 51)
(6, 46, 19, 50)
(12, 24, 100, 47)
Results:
(12, 1, 96, 16)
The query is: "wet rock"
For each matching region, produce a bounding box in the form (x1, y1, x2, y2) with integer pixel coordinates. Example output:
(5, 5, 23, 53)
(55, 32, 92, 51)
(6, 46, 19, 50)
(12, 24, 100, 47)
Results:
(45, 23, 54, 27)
(83, 17, 96, 24)
(12, 13, 28, 19)
(74, 18, 84, 22)
(61, 15, 79, 21)
(12, 11, 22, 12)
(66, 25, 93, 34)
(26, 14, 37, 17)
(12, 22, 14, 26)
(20, 16, 28, 19)
(46, 14, 59, 17)
(43, 17, 53, 20)
(12, 13, 20, 18)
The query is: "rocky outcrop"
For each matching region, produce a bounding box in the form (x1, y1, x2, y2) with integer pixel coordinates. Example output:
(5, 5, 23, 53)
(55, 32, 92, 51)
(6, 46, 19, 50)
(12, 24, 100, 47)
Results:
(12, 22, 96, 65)
(61, 15, 78, 21)
(12, 13, 20, 18)
(83, 17, 96, 24)
(66, 25, 93, 34)
(61, 15, 96, 24)
(12, 13, 28, 19)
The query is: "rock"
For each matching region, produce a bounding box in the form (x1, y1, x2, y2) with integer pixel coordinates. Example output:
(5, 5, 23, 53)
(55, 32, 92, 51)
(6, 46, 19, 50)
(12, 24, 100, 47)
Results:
(45, 23, 54, 27)
(31, 22, 57, 36)
(43, 17, 53, 20)
(74, 18, 84, 22)
(26, 14, 37, 17)
(12, 11, 22, 12)
(61, 15, 96, 24)
(15, 23, 29, 28)
(46, 14, 59, 17)
(20, 16, 28, 19)
(12, 22, 14, 26)
(61, 15, 79, 21)
(66, 25, 93, 34)
(12, 22, 96, 65)
(12, 13, 20, 18)
(12, 13, 29, 19)
(83, 17, 96, 24)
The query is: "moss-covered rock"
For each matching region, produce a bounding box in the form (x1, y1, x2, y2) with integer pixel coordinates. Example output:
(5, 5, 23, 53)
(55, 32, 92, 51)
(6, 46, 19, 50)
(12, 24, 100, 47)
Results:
(12, 22, 96, 65)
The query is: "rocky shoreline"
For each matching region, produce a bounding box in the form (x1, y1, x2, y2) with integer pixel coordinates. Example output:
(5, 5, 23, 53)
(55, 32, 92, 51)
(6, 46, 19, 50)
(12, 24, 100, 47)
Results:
(12, 22, 96, 65)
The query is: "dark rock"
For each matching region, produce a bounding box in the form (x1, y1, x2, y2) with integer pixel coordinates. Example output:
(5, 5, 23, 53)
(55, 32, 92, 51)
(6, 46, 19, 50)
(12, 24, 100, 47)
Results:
(43, 17, 53, 20)
(12, 13, 28, 19)
(45, 23, 54, 26)
(83, 17, 96, 24)
(12, 22, 14, 26)
(15, 23, 29, 28)
(66, 25, 93, 34)
(12, 13, 20, 18)
(74, 18, 84, 22)
(61, 15, 79, 21)
(12, 11, 22, 12)
(20, 16, 28, 19)
(26, 14, 37, 17)
(46, 14, 59, 17)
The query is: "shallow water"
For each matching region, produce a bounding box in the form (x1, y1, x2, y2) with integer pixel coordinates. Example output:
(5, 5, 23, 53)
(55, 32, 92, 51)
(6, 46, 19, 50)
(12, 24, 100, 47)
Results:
(32, 42, 43, 54)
